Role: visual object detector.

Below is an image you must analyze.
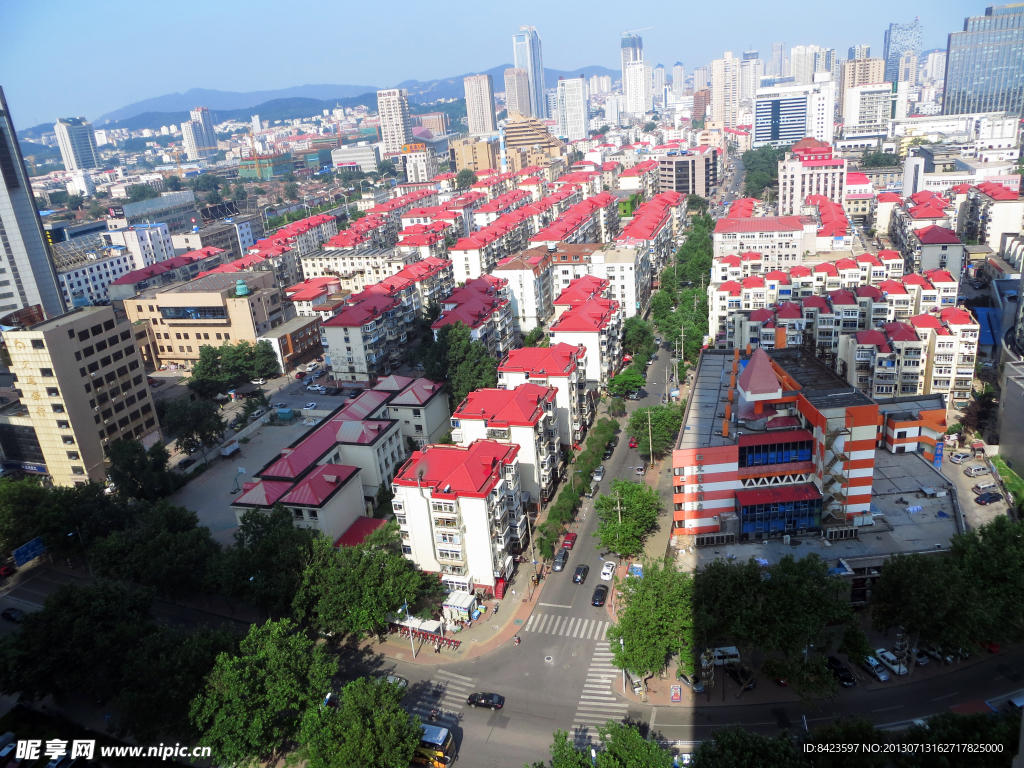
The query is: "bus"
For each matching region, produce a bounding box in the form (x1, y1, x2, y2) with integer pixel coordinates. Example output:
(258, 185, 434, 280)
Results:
(411, 724, 456, 766)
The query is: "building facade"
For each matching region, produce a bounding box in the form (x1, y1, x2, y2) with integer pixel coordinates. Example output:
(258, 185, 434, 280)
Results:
(377, 89, 412, 155)
(943, 4, 1024, 116)
(54, 117, 99, 171)
(513, 26, 547, 119)
(464, 75, 497, 135)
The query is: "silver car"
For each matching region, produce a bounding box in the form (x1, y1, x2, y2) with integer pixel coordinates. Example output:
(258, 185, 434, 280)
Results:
(861, 655, 890, 682)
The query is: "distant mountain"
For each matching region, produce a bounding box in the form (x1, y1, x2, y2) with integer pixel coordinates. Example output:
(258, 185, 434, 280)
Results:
(94, 85, 380, 124)
(398, 65, 620, 103)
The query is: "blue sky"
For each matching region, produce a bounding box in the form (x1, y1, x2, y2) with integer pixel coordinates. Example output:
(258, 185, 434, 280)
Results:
(1, 0, 971, 126)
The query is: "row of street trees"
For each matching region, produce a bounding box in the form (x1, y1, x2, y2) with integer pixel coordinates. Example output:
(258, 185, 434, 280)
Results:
(651, 215, 713, 366)
(188, 339, 281, 398)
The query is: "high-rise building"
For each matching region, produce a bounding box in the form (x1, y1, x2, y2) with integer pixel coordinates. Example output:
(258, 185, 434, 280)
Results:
(816, 48, 838, 75)
(693, 89, 711, 121)
(838, 57, 886, 118)
(546, 90, 559, 121)
(672, 63, 686, 95)
(848, 44, 871, 60)
(377, 89, 412, 154)
(0, 87, 65, 319)
(604, 96, 621, 126)
(710, 52, 741, 127)
(400, 144, 439, 183)
(768, 43, 786, 77)
(693, 67, 709, 90)
(922, 50, 947, 82)
(464, 74, 497, 134)
(624, 60, 653, 115)
(883, 18, 923, 83)
(790, 45, 822, 85)
(844, 83, 903, 134)
(555, 78, 588, 141)
(505, 68, 532, 117)
(653, 64, 666, 98)
(897, 50, 918, 87)
(753, 74, 836, 148)
(182, 107, 217, 161)
(251, 115, 261, 135)
(513, 26, 547, 119)
(621, 33, 644, 105)
(53, 117, 99, 172)
(944, 5, 1024, 116)
(589, 74, 611, 94)
(740, 57, 764, 101)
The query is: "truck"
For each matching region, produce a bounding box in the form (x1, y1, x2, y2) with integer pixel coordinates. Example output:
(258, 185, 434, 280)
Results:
(221, 439, 240, 457)
(971, 439, 986, 459)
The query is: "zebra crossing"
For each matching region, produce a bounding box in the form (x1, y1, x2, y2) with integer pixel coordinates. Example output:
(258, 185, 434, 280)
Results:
(404, 670, 477, 729)
(572, 645, 629, 744)
(521, 612, 611, 641)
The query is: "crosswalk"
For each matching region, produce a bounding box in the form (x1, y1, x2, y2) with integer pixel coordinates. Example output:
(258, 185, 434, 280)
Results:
(571, 644, 629, 745)
(404, 669, 477, 729)
(521, 613, 611, 641)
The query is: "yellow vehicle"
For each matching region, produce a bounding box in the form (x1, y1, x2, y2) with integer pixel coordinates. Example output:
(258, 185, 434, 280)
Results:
(411, 724, 456, 766)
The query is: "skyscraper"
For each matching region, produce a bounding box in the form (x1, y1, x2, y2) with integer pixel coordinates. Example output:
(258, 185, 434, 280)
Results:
(377, 89, 412, 155)
(789, 45, 822, 85)
(838, 58, 885, 118)
(653, 64, 666, 99)
(513, 26, 547, 119)
(740, 57, 764, 101)
(621, 33, 644, 105)
(505, 68, 532, 117)
(464, 74, 497, 134)
(624, 61, 653, 115)
(848, 44, 871, 60)
(944, 4, 1024, 116)
(672, 63, 686, 95)
(182, 107, 217, 161)
(53, 117, 98, 171)
(769, 43, 786, 77)
(753, 75, 836, 148)
(693, 67, 709, 90)
(883, 18, 923, 83)
(555, 78, 589, 141)
(0, 87, 65, 318)
(251, 115, 261, 135)
(711, 52, 741, 127)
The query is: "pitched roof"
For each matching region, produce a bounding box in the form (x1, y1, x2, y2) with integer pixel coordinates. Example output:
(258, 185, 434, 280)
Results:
(454, 384, 555, 427)
(714, 216, 806, 234)
(915, 225, 961, 245)
(392, 440, 519, 497)
(738, 349, 781, 395)
(282, 464, 360, 507)
(499, 343, 581, 376)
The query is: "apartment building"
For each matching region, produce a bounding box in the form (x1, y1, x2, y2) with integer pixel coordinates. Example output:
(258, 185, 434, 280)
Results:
(107, 247, 226, 300)
(432, 277, 515, 361)
(331, 142, 381, 174)
(299, 246, 418, 293)
(837, 322, 928, 399)
(910, 307, 980, 408)
(377, 89, 412, 155)
(449, 137, 500, 173)
(657, 147, 718, 198)
(589, 248, 650, 320)
(617, 159, 660, 198)
(902, 225, 966, 275)
(777, 138, 847, 216)
(493, 247, 555, 335)
(122, 271, 295, 369)
(392, 440, 524, 593)
(0, 306, 160, 487)
(712, 215, 819, 261)
(400, 144, 439, 184)
(752, 76, 836, 148)
(548, 296, 622, 388)
(254, 214, 338, 259)
(106, 191, 200, 235)
(321, 291, 404, 384)
(374, 374, 450, 449)
(959, 182, 1024, 255)
(464, 74, 497, 135)
(838, 57, 885, 118)
(284, 277, 347, 320)
(497, 343, 590, 447)
(451, 384, 560, 504)
(170, 214, 264, 262)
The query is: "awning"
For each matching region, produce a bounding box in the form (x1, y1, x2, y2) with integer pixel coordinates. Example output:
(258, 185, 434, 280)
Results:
(734, 484, 822, 506)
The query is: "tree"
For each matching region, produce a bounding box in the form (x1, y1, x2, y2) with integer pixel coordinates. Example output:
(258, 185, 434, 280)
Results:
(597, 721, 674, 768)
(191, 174, 220, 193)
(742, 145, 787, 198)
(622, 316, 655, 358)
(65, 194, 84, 211)
(642, 122, 658, 133)
(164, 397, 225, 463)
(0, 582, 156, 703)
(296, 677, 422, 768)
(249, 339, 282, 378)
(205, 190, 223, 206)
(190, 619, 337, 767)
(188, 346, 228, 397)
(608, 398, 626, 417)
(593, 479, 661, 557)
(105, 439, 179, 501)
(423, 322, 497, 407)
(283, 182, 300, 201)
(253, 186, 266, 195)
(165, 175, 183, 191)
(87, 199, 103, 218)
(686, 194, 708, 214)
(691, 729, 803, 768)
(377, 160, 397, 177)
(89, 502, 222, 602)
(232, 184, 248, 202)
(112, 626, 239, 743)
(456, 169, 478, 189)
(292, 524, 424, 639)
(607, 558, 692, 694)
(523, 326, 546, 347)
(627, 404, 684, 458)
(127, 184, 160, 203)
(240, 391, 271, 424)
(608, 369, 645, 398)
(525, 730, 591, 768)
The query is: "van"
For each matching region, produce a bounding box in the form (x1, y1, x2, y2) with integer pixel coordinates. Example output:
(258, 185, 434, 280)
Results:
(625, 669, 644, 695)
(972, 481, 998, 495)
(249, 408, 267, 422)
(965, 465, 991, 478)
(712, 646, 741, 666)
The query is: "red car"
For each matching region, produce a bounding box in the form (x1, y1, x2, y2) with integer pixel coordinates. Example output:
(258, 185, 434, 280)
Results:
(0, 566, 14, 579)
(294, 372, 305, 379)
(563, 532, 578, 549)
(628, 437, 638, 448)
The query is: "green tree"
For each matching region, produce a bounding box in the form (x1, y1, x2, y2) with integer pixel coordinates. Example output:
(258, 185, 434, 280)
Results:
(423, 322, 497, 407)
(607, 558, 692, 693)
(205, 190, 223, 206)
(597, 721, 674, 767)
(127, 184, 160, 203)
(65, 194, 84, 211)
(250, 339, 282, 378)
(87, 198, 103, 218)
(608, 397, 626, 417)
(190, 619, 337, 767)
(89, 502, 222, 601)
(525, 730, 591, 768)
(105, 439, 179, 501)
(608, 369, 646, 398)
(622, 316, 655, 357)
(456, 169, 478, 189)
(686, 194, 709, 214)
(253, 186, 266, 195)
(859, 150, 897, 168)
(191, 174, 220, 193)
(0, 478, 49, 555)
(292, 524, 423, 639)
(691, 728, 803, 768)
(283, 182, 300, 201)
(240, 391, 272, 424)
(642, 122, 658, 133)
(593, 479, 661, 557)
(112, 625, 240, 742)
(627, 404, 684, 458)
(523, 326, 546, 347)
(0, 582, 156, 703)
(165, 175, 183, 191)
(164, 397, 225, 463)
(377, 160, 397, 176)
(741, 144, 788, 198)
(232, 184, 248, 202)
(188, 346, 228, 397)
(296, 677, 422, 768)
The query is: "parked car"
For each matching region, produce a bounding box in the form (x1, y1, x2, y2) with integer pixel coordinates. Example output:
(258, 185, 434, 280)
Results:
(304, 402, 318, 410)
(635, 464, 646, 476)
(627, 391, 640, 401)
(347, 390, 361, 399)
(307, 385, 326, 393)
(324, 387, 340, 396)
(976, 492, 1003, 505)
(314, 370, 326, 379)
(303, 377, 315, 386)
(592, 465, 606, 482)
(876, 648, 908, 676)
(375, 673, 408, 688)
(629, 437, 639, 448)
(964, 465, 991, 477)
(591, 585, 608, 606)
(724, 665, 756, 690)
(861, 655, 891, 682)
(1, 608, 25, 623)
(950, 452, 972, 464)
(467, 692, 504, 710)
(982, 642, 1001, 654)
(294, 372, 305, 379)
(584, 483, 597, 499)
(0, 565, 15, 579)
(923, 645, 954, 664)
(601, 561, 616, 581)
(178, 457, 195, 469)
(251, 378, 267, 385)
(912, 648, 930, 666)
(248, 408, 266, 421)
(826, 656, 856, 687)
(677, 670, 704, 693)
(148, 378, 163, 387)
(552, 548, 569, 572)
(573, 564, 590, 584)
(562, 532, 578, 549)
(273, 402, 287, 408)
(603, 445, 615, 459)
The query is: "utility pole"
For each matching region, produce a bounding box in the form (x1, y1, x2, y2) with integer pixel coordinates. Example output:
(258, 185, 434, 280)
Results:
(647, 408, 654, 469)
(526, 508, 538, 600)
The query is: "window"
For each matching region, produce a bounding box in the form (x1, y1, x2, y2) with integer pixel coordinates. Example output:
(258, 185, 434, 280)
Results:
(31, 339, 44, 349)
(71, 466, 85, 475)
(66, 452, 80, 460)
(45, 387, 59, 397)
(51, 404, 65, 413)
(57, 420, 70, 429)
(40, 368, 53, 377)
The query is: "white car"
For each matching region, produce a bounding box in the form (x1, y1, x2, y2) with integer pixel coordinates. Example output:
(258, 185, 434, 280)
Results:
(592, 465, 606, 482)
(949, 452, 972, 464)
(251, 378, 267, 385)
(600, 561, 616, 581)
(304, 402, 318, 410)
(307, 385, 325, 393)
(861, 655, 890, 682)
(876, 648, 908, 676)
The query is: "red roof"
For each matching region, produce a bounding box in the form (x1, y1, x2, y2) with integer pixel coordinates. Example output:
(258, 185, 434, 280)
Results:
(454, 384, 555, 427)
(234, 479, 292, 507)
(845, 172, 870, 186)
(549, 298, 619, 332)
(856, 285, 883, 300)
(885, 322, 918, 342)
(877, 192, 903, 203)
(878, 250, 903, 261)
(915, 225, 961, 245)
(940, 307, 976, 326)
(910, 314, 942, 329)
(856, 330, 891, 353)
(554, 276, 609, 305)
(392, 440, 519, 498)
(829, 289, 857, 305)
(499, 343, 581, 377)
(738, 349, 781, 395)
(334, 516, 388, 547)
(975, 181, 1018, 201)
(715, 216, 806, 234)
(878, 280, 908, 295)
(282, 464, 360, 507)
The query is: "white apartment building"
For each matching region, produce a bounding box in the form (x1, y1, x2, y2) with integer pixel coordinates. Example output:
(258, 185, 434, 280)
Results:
(843, 83, 899, 135)
(712, 214, 820, 261)
(54, 118, 99, 171)
(777, 138, 847, 216)
(431, 277, 515, 361)
(497, 343, 590, 446)
(589, 247, 650, 320)
(624, 61, 654, 115)
(548, 297, 622, 387)
(106, 223, 175, 267)
(391, 440, 524, 593)
(910, 307, 980, 407)
(493, 247, 555, 335)
(377, 89, 412, 155)
(375, 374, 451, 449)
(451, 384, 561, 504)
(464, 74, 497, 134)
(556, 78, 589, 141)
(331, 142, 381, 174)
(401, 145, 439, 184)
(710, 53, 741, 127)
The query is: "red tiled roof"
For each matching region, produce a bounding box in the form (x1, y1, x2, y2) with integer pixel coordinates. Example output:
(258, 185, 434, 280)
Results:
(856, 330, 891, 353)
(499, 343, 581, 377)
(975, 181, 1018, 201)
(392, 440, 520, 497)
(549, 298, 619, 332)
(940, 306, 976, 326)
(454, 384, 555, 427)
(282, 464, 360, 507)
(334, 516, 388, 547)
(910, 314, 942, 329)
(234, 479, 292, 507)
(845, 172, 870, 185)
(915, 225, 961, 245)
(715, 216, 806, 234)
(738, 349, 781, 395)
(885, 322, 918, 342)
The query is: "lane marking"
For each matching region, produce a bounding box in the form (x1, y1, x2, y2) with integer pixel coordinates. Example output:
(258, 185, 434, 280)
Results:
(538, 603, 573, 608)
(872, 706, 904, 713)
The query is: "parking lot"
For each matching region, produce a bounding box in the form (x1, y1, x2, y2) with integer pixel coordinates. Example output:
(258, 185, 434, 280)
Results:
(940, 448, 1010, 530)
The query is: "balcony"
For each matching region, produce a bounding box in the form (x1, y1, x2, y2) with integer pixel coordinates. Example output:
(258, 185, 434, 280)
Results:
(487, 427, 510, 440)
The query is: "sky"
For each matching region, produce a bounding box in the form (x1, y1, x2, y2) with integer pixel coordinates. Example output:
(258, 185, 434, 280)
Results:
(1, 0, 972, 128)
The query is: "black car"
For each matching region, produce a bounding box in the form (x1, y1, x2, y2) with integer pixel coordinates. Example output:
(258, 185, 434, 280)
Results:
(724, 665, 756, 690)
(826, 656, 856, 687)
(591, 585, 609, 606)
(178, 457, 195, 469)
(976, 492, 1003, 505)
(603, 445, 615, 459)
(467, 692, 504, 710)
(1, 607, 25, 623)
(573, 564, 589, 584)
(324, 387, 340, 396)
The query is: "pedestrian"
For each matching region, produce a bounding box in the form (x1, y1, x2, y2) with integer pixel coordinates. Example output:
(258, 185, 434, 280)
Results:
(511, 589, 516, 596)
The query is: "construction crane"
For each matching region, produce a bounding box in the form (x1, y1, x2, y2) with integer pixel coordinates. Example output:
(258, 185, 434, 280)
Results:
(621, 27, 654, 37)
